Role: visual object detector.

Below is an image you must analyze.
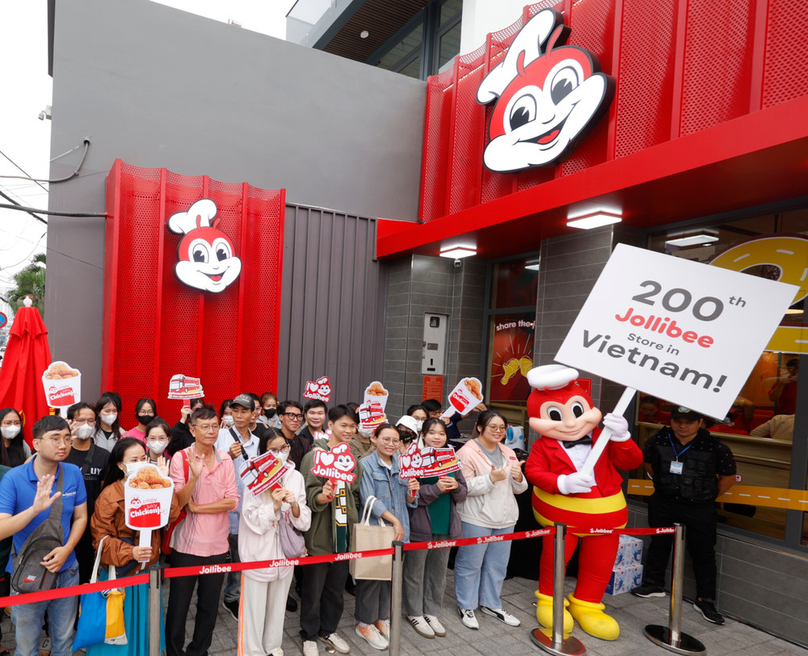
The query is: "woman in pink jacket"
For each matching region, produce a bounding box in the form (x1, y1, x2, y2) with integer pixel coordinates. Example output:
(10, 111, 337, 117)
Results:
(238, 428, 311, 656)
(454, 410, 527, 631)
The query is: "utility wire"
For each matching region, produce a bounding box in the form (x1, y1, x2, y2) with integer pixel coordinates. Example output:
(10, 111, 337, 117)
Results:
(0, 203, 106, 218)
(0, 231, 47, 269)
(0, 191, 48, 224)
(0, 149, 49, 193)
(0, 139, 90, 184)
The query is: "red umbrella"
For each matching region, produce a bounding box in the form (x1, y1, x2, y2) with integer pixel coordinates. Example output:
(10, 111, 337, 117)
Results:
(0, 301, 52, 448)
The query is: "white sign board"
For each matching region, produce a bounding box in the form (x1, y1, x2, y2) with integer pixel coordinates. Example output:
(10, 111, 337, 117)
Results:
(556, 244, 798, 419)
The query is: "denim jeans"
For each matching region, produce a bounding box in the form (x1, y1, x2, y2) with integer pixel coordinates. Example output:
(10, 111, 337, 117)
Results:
(10, 563, 79, 656)
(454, 522, 514, 610)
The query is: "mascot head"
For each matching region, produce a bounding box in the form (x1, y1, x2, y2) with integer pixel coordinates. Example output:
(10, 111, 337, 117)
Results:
(526, 364, 601, 442)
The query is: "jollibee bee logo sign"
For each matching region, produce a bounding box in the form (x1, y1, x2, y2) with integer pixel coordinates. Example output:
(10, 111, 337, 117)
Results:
(476, 8, 615, 172)
(168, 199, 242, 293)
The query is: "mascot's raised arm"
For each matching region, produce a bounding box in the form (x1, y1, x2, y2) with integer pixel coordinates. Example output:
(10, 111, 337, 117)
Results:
(524, 364, 643, 641)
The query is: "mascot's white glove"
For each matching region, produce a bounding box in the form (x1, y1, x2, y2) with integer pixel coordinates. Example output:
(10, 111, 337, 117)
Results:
(603, 412, 631, 442)
(557, 472, 595, 495)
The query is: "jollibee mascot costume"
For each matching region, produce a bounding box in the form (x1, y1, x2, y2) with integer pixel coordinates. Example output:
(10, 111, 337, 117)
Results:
(524, 364, 643, 640)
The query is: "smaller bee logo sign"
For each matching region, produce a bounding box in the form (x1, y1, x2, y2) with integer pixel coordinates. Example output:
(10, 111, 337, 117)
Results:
(168, 199, 242, 293)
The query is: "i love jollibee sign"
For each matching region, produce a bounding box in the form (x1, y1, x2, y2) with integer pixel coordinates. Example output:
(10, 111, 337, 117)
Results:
(304, 376, 332, 403)
(555, 244, 798, 418)
(310, 442, 357, 483)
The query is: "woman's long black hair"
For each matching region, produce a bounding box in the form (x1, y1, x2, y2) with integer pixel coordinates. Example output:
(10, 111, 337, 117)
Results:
(100, 437, 146, 490)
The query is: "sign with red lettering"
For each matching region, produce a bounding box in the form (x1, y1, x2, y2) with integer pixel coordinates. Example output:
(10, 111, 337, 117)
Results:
(442, 377, 484, 418)
(399, 442, 462, 479)
(310, 442, 356, 483)
(168, 374, 204, 399)
(124, 464, 174, 531)
(41, 361, 82, 409)
(555, 244, 797, 418)
(304, 376, 332, 403)
(241, 451, 288, 495)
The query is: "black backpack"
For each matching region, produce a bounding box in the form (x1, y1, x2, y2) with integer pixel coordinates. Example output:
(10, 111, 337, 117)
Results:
(11, 466, 66, 593)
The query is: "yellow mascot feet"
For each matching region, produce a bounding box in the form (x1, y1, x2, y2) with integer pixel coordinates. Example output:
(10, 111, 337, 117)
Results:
(535, 591, 574, 634)
(567, 594, 620, 640)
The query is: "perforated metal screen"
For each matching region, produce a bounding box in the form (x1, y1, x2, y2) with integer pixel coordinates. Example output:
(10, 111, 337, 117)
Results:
(104, 160, 284, 419)
(418, 0, 808, 223)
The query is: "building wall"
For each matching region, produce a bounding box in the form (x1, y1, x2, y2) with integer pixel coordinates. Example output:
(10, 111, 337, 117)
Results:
(383, 255, 486, 426)
(46, 0, 425, 398)
(277, 205, 387, 404)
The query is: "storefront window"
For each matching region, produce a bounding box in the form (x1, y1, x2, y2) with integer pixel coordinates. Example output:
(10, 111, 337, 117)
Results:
(637, 207, 808, 542)
(491, 257, 539, 309)
(378, 23, 424, 72)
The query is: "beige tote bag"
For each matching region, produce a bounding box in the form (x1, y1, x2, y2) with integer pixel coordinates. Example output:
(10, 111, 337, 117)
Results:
(350, 496, 395, 581)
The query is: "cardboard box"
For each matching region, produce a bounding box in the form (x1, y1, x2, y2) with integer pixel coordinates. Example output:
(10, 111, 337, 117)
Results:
(606, 563, 643, 595)
(614, 534, 643, 566)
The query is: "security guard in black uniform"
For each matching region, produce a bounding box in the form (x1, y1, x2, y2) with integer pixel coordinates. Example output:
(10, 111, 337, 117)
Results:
(631, 407, 736, 625)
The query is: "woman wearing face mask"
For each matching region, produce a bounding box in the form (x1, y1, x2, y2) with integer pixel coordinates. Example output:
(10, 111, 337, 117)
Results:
(256, 393, 278, 428)
(238, 428, 310, 656)
(219, 399, 235, 430)
(144, 418, 171, 464)
(0, 408, 30, 467)
(90, 438, 179, 655)
(94, 392, 125, 453)
(124, 398, 157, 443)
(354, 424, 420, 650)
(403, 418, 468, 639)
(406, 405, 428, 433)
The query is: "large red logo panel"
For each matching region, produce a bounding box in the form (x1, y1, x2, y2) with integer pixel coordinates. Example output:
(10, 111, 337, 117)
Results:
(103, 160, 285, 417)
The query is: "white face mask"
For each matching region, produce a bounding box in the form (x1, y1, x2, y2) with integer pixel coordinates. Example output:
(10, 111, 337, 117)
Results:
(1, 426, 20, 440)
(147, 440, 168, 455)
(75, 424, 94, 440)
(125, 461, 147, 476)
(358, 427, 374, 440)
(272, 449, 289, 464)
(223, 415, 234, 427)
(415, 420, 424, 433)
(100, 413, 118, 426)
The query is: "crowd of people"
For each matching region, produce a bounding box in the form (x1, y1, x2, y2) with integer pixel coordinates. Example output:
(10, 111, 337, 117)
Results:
(0, 387, 733, 656)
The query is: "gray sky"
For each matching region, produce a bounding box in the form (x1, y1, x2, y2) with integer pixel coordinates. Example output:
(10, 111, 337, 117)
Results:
(0, 0, 294, 315)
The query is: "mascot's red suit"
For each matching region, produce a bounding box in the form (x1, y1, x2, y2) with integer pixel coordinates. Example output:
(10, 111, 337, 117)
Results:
(524, 364, 643, 640)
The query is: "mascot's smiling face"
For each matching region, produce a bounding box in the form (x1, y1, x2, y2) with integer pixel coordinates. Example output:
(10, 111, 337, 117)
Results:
(526, 364, 602, 442)
(477, 9, 614, 173)
(168, 199, 242, 293)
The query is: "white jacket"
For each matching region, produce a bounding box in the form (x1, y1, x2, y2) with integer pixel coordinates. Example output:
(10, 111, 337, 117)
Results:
(238, 464, 311, 582)
(456, 439, 527, 529)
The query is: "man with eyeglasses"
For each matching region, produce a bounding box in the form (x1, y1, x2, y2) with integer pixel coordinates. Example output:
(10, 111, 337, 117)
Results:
(65, 402, 109, 583)
(0, 415, 88, 656)
(166, 406, 239, 656)
(214, 393, 262, 620)
(280, 401, 310, 469)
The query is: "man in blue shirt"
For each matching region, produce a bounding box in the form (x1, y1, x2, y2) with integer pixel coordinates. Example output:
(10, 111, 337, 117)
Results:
(0, 415, 88, 656)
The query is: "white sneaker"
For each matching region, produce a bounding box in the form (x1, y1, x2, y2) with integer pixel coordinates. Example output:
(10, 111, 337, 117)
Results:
(480, 606, 521, 626)
(458, 607, 479, 630)
(302, 640, 319, 656)
(320, 632, 351, 654)
(424, 614, 446, 637)
(355, 623, 389, 650)
(374, 619, 390, 640)
(408, 615, 435, 638)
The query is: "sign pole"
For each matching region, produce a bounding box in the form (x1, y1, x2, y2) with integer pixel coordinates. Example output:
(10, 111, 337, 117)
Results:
(579, 387, 636, 477)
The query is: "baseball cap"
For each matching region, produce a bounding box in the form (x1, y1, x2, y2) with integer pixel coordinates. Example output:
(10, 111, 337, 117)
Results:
(670, 406, 703, 421)
(231, 394, 255, 411)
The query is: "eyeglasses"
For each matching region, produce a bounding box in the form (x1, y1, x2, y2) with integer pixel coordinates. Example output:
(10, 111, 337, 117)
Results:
(283, 413, 304, 421)
(73, 418, 96, 426)
(378, 437, 401, 446)
(270, 445, 292, 454)
(487, 425, 507, 434)
(38, 436, 73, 447)
(194, 423, 219, 433)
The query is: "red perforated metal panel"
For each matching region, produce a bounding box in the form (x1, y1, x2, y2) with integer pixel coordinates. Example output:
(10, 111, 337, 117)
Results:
(419, 68, 455, 223)
(103, 160, 284, 418)
(615, 0, 676, 158)
(763, 0, 808, 108)
(681, 0, 754, 136)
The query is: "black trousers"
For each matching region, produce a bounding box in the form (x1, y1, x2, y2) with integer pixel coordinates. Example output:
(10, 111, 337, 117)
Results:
(165, 551, 228, 656)
(299, 561, 350, 641)
(644, 494, 718, 600)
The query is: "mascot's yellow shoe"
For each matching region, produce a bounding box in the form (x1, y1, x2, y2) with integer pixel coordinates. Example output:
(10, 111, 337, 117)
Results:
(567, 594, 620, 641)
(535, 591, 573, 634)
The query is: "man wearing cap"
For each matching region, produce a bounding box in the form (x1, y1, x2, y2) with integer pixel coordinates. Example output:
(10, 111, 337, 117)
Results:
(631, 407, 736, 625)
(214, 393, 262, 620)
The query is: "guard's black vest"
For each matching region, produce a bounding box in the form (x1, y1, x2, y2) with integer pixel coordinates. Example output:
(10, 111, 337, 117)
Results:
(656, 431, 718, 503)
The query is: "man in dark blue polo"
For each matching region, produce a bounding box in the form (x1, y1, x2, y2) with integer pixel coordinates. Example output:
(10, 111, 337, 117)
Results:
(0, 414, 88, 656)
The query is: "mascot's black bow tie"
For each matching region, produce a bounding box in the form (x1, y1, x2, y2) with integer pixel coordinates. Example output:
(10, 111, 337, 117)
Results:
(563, 436, 593, 449)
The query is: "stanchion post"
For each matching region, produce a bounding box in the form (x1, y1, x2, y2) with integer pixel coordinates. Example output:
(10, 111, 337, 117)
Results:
(149, 565, 161, 656)
(389, 541, 404, 656)
(643, 524, 705, 654)
(530, 524, 585, 655)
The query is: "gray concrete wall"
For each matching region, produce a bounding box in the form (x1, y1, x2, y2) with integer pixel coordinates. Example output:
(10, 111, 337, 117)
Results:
(45, 0, 425, 398)
(383, 254, 486, 429)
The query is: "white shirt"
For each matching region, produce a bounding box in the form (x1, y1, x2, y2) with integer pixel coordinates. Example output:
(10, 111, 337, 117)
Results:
(215, 427, 261, 533)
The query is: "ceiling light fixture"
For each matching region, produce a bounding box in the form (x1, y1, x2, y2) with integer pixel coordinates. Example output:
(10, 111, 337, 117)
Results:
(439, 246, 477, 259)
(567, 211, 622, 230)
(360, 30, 369, 38)
(665, 233, 719, 247)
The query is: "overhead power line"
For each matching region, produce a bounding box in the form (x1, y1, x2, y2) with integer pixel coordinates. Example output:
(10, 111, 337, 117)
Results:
(0, 139, 90, 184)
(0, 202, 106, 218)
(0, 191, 48, 224)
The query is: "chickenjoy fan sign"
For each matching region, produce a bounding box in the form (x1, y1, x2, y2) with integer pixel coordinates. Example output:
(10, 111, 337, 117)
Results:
(556, 244, 798, 420)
